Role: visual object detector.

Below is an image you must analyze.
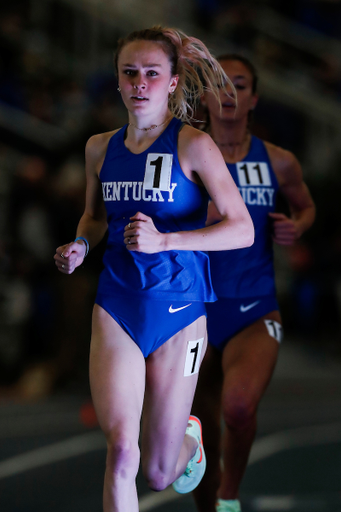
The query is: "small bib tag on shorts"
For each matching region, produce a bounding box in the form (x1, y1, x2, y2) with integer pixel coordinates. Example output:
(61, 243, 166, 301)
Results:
(264, 319, 283, 343)
(184, 338, 204, 377)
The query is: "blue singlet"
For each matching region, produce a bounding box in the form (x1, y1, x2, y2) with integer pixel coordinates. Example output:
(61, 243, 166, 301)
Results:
(95, 117, 214, 356)
(207, 136, 281, 350)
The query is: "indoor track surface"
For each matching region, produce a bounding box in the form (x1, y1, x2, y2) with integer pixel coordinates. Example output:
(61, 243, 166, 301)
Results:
(1, 338, 341, 512)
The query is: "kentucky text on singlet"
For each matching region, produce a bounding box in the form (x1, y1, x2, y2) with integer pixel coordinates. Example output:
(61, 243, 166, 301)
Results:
(97, 117, 216, 302)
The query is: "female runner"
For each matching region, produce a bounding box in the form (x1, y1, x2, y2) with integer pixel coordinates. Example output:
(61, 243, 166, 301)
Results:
(192, 55, 315, 512)
(53, 30, 254, 512)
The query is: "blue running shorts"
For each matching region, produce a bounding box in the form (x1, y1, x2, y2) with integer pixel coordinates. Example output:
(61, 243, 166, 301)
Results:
(95, 294, 206, 357)
(206, 295, 279, 352)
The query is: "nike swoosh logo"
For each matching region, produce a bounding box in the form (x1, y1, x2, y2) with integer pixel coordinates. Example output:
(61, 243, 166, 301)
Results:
(169, 303, 192, 313)
(240, 300, 260, 313)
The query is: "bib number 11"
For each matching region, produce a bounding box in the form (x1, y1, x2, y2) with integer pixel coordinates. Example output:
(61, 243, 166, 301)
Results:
(236, 162, 271, 186)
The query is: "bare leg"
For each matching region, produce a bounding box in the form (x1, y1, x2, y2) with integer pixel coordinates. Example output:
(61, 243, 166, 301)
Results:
(192, 345, 223, 512)
(89, 305, 146, 512)
(141, 315, 207, 490)
(218, 311, 281, 499)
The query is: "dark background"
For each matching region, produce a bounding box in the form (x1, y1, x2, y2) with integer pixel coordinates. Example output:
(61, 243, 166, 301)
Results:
(0, 0, 340, 401)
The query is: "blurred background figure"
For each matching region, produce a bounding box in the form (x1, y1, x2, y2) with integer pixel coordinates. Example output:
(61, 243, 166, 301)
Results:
(191, 53, 315, 512)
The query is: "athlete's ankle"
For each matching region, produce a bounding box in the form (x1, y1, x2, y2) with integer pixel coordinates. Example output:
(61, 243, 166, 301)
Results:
(216, 498, 241, 512)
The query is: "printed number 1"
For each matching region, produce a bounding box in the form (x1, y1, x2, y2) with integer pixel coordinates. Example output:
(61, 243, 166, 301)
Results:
(239, 163, 250, 184)
(268, 320, 276, 338)
(265, 319, 282, 343)
(150, 156, 163, 188)
(184, 338, 204, 377)
(190, 342, 199, 374)
(254, 163, 263, 184)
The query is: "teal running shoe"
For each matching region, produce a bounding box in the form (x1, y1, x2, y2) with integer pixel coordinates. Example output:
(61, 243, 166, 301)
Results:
(172, 415, 206, 494)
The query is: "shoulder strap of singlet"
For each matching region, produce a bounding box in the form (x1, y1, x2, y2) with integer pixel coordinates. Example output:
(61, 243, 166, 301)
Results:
(247, 136, 270, 160)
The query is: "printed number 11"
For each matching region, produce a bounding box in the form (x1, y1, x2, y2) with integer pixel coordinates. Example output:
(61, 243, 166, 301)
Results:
(239, 163, 263, 184)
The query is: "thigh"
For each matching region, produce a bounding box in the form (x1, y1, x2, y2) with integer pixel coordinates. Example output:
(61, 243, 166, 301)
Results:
(221, 310, 281, 408)
(141, 315, 207, 471)
(90, 304, 146, 440)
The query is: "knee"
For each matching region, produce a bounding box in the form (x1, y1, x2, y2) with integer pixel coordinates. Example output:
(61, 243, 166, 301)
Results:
(106, 432, 140, 479)
(142, 461, 173, 492)
(222, 390, 257, 431)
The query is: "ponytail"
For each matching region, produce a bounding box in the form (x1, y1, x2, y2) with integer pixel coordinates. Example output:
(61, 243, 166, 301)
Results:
(114, 26, 236, 123)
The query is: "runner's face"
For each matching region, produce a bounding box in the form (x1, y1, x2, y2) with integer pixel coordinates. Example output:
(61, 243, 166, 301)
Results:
(203, 59, 258, 122)
(117, 40, 178, 117)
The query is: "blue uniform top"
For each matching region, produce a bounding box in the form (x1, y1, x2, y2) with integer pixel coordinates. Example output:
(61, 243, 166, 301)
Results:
(97, 117, 216, 302)
(209, 136, 279, 298)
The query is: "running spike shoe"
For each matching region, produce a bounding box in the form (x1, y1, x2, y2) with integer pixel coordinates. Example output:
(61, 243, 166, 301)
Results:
(172, 415, 206, 494)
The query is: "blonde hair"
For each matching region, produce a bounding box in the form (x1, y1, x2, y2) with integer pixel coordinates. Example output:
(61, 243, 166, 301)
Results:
(114, 26, 236, 123)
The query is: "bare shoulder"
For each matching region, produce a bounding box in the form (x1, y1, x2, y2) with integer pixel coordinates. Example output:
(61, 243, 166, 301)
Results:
(178, 124, 229, 185)
(264, 140, 302, 186)
(85, 129, 121, 175)
(178, 124, 220, 168)
(179, 124, 214, 151)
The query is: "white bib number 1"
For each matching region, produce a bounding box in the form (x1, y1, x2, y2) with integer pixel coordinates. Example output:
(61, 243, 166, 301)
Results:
(143, 153, 173, 191)
(184, 338, 204, 377)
